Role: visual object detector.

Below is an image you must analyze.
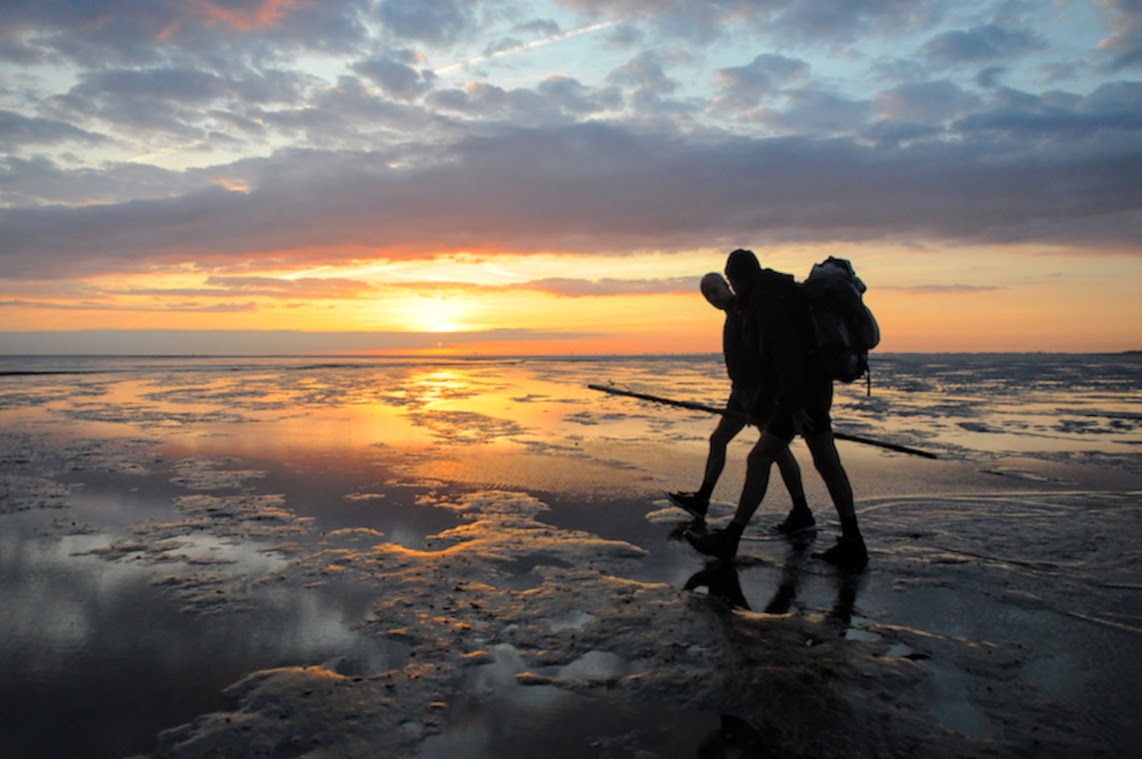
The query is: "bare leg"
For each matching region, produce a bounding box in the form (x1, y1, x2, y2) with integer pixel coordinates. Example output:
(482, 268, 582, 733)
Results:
(803, 428, 866, 560)
(729, 431, 787, 528)
(687, 430, 788, 561)
(802, 429, 855, 522)
(697, 414, 746, 500)
(773, 445, 808, 509)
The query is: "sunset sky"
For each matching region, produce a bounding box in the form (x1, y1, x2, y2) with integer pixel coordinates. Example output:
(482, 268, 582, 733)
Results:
(2, 0, 1140, 355)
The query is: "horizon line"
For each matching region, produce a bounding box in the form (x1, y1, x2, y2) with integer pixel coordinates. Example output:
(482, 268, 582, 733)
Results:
(2, 350, 1138, 359)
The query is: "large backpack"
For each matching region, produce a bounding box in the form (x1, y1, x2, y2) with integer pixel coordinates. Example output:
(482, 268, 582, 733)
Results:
(801, 257, 880, 389)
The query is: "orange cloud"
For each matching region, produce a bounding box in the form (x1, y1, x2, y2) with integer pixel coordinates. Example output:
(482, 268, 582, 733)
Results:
(190, 0, 311, 32)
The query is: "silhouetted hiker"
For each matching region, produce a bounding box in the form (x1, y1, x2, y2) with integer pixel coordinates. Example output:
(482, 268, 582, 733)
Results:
(667, 272, 813, 534)
(687, 249, 868, 569)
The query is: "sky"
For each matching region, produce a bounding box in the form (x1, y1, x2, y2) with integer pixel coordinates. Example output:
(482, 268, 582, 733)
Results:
(1, 0, 1141, 356)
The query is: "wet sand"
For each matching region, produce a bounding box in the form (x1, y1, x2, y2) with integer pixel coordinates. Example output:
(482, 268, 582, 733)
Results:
(1, 355, 1139, 758)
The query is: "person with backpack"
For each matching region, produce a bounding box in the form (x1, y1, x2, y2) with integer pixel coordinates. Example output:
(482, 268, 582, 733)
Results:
(667, 272, 815, 536)
(686, 249, 869, 569)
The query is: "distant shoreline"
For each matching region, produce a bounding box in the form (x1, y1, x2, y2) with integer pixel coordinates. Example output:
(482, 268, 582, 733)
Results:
(1, 350, 1139, 365)
(0, 351, 1137, 372)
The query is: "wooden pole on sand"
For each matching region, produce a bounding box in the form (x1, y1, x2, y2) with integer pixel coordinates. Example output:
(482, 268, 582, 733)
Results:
(586, 383, 938, 460)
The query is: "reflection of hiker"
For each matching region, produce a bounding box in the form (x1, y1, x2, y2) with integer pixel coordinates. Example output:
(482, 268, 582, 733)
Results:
(683, 545, 863, 629)
(687, 249, 869, 569)
(683, 560, 749, 610)
(668, 273, 813, 534)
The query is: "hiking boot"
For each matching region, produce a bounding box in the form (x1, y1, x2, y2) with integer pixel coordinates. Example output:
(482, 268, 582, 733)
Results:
(771, 509, 817, 537)
(667, 491, 709, 520)
(686, 525, 741, 561)
(812, 536, 868, 569)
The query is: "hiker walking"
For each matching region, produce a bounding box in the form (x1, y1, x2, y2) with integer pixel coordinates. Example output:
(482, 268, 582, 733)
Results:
(687, 249, 869, 568)
(668, 272, 813, 534)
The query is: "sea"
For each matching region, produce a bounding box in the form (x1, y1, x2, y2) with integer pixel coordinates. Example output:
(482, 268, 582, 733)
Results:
(3, 351, 1139, 472)
(1, 352, 1139, 758)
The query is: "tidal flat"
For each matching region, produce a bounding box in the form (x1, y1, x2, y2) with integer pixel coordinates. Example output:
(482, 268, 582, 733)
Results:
(1, 354, 1139, 758)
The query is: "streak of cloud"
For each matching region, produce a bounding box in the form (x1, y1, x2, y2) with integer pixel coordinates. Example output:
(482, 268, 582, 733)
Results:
(0, 328, 600, 355)
(435, 19, 619, 75)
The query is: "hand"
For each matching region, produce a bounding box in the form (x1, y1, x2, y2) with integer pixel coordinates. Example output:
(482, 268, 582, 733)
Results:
(792, 408, 814, 435)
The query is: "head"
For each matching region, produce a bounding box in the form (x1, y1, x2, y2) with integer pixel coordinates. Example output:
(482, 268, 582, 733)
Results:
(700, 272, 734, 311)
(724, 248, 761, 296)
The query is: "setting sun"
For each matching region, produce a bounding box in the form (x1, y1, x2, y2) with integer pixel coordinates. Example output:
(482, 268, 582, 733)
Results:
(398, 295, 474, 333)
(3, 1, 1140, 358)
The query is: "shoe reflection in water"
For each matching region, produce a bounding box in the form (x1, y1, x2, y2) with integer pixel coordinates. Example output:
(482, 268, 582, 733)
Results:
(683, 548, 864, 636)
(683, 560, 750, 611)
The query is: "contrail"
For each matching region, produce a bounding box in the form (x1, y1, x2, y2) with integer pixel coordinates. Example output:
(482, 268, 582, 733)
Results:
(436, 19, 617, 75)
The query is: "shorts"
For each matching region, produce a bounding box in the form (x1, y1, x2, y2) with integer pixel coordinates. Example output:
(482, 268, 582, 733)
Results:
(762, 372, 833, 442)
(727, 386, 775, 424)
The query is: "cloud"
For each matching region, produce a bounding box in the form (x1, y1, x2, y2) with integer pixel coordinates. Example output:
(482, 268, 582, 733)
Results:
(1095, 0, 1142, 71)
(559, 0, 945, 43)
(921, 23, 1046, 67)
(0, 298, 258, 313)
(509, 276, 695, 297)
(376, 0, 476, 45)
(0, 110, 109, 151)
(0, 0, 372, 66)
(201, 276, 379, 298)
(0, 328, 598, 355)
(875, 80, 980, 124)
(607, 49, 685, 96)
(761, 89, 873, 134)
(537, 75, 622, 115)
(3, 104, 1141, 279)
(954, 81, 1142, 141)
(713, 54, 810, 109)
(437, 18, 620, 75)
(0, 156, 197, 206)
(353, 56, 437, 100)
(2, 0, 1139, 288)
(881, 284, 1006, 294)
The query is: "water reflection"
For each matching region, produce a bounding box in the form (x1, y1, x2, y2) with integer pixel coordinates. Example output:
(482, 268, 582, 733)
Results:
(2, 354, 1139, 757)
(0, 523, 403, 759)
(682, 541, 864, 635)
